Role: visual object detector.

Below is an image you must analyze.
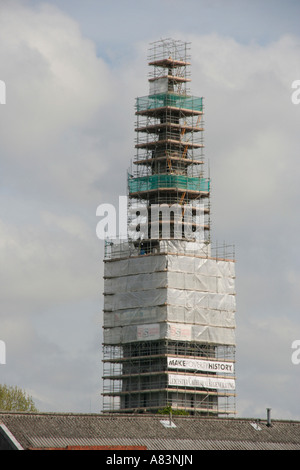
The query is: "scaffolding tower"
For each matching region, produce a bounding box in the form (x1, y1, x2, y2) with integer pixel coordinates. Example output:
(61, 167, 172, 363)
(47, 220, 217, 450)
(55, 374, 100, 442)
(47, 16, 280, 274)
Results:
(102, 39, 236, 416)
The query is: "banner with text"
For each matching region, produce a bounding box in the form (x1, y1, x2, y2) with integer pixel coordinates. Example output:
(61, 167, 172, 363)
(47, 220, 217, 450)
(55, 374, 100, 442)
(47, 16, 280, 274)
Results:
(167, 356, 234, 374)
(168, 373, 235, 390)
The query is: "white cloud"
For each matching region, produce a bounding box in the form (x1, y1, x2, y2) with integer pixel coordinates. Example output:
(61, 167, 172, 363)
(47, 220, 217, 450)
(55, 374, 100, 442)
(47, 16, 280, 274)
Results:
(185, 33, 300, 240)
(0, 1, 107, 410)
(185, 33, 300, 418)
(0, 2, 112, 150)
(0, 217, 99, 313)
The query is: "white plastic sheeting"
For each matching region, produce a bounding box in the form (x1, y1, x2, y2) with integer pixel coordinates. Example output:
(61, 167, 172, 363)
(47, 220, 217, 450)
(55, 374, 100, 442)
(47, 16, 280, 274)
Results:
(104, 254, 234, 278)
(103, 241, 236, 346)
(149, 77, 169, 95)
(104, 255, 167, 277)
(104, 289, 235, 312)
(159, 240, 211, 256)
(103, 322, 235, 346)
(103, 305, 235, 328)
(104, 271, 235, 295)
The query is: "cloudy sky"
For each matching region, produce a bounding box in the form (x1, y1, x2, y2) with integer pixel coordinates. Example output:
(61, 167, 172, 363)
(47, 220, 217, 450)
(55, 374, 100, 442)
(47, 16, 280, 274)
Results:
(0, 0, 300, 419)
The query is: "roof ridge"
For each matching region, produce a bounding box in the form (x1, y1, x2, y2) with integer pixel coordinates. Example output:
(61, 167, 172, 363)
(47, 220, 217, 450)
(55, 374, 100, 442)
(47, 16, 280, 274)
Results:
(0, 411, 299, 424)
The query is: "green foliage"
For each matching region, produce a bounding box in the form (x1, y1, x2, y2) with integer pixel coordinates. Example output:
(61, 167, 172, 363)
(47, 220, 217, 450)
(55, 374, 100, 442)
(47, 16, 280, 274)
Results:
(0, 384, 38, 412)
(157, 405, 189, 416)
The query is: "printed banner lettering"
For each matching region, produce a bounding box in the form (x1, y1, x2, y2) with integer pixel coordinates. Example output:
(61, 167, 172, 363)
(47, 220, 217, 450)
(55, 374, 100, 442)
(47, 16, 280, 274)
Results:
(167, 356, 234, 374)
(168, 373, 235, 390)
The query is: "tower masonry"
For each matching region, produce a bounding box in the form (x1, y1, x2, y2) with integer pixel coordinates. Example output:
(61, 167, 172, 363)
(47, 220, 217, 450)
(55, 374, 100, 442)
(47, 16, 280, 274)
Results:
(102, 39, 236, 416)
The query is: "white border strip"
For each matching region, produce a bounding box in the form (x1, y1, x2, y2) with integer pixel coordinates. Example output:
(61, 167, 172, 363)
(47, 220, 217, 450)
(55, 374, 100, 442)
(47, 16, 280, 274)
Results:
(0, 423, 24, 450)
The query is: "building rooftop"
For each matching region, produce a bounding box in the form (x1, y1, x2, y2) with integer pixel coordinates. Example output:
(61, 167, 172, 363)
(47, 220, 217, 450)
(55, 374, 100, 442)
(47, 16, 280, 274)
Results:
(1, 411, 300, 450)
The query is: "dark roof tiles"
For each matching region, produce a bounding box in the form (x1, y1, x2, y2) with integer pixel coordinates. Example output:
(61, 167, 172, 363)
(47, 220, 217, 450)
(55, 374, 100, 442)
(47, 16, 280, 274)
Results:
(0, 411, 300, 450)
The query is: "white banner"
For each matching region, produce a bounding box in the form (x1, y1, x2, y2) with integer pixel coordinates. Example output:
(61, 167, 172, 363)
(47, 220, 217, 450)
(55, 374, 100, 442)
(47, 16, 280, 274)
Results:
(167, 324, 192, 341)
(149, 77, 168, 95)
(137, 323, 160, 340)
(167, 356, 234, 374)
(168, 373, 235, 391)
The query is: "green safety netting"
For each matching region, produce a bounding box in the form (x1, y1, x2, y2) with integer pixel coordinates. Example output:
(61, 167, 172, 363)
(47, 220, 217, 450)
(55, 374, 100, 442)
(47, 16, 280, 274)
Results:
(128, 174, 210, 193)
(136, 93, 203, 113)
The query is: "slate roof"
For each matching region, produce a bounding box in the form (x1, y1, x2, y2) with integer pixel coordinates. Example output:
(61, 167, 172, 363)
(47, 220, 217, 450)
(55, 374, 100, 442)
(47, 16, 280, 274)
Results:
(1, 411, 300, 450)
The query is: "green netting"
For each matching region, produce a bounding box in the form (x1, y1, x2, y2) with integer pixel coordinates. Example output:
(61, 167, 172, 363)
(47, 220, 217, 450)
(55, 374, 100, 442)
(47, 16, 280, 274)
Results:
(136, 93, 203, 113)
(128, 174, 210, 193)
